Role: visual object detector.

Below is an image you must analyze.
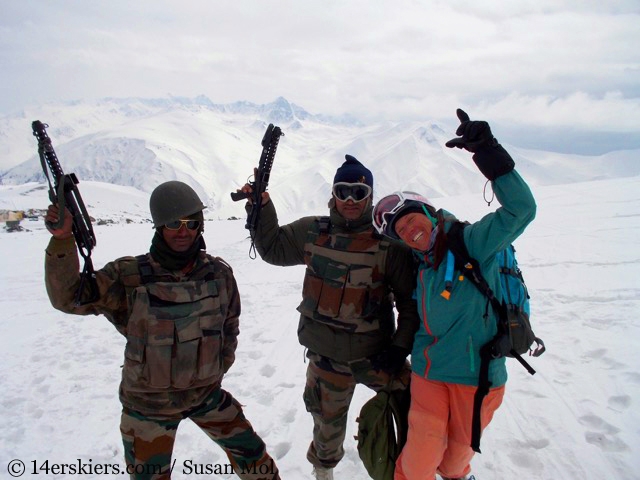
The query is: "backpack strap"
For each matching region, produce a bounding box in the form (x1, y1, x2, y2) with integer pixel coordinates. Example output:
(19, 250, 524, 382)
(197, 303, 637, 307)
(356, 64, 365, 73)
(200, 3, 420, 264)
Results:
(447, 222, 503, 314)
(205, 255, 232, 281)
(389, 384, 411, 453)
(135, 254, 154, 284)
(446, 221, 536, 453)
(317, 216, 331, 234)
(441, 250, 456, 300)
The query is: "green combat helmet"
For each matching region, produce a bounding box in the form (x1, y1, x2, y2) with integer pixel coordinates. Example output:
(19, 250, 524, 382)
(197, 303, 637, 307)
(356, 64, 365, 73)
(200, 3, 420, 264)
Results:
(149, 181, 206, 228)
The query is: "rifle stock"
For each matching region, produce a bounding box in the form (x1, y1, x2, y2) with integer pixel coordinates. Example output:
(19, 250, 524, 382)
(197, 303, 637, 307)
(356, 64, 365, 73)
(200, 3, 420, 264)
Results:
(231, 123, 283, 258)
(33, 120, 99, 305)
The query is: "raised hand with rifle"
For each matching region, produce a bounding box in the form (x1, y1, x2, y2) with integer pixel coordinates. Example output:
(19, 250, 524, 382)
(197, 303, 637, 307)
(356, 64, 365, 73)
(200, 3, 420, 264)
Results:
(231, 123, 283, 259)
(33, 120, 99, 305)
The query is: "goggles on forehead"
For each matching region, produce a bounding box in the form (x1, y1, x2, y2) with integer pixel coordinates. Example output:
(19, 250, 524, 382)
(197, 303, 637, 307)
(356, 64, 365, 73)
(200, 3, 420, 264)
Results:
(332, 182, 372, 203)
(372, 191, 435, 239)
(164, 219, 201, 231)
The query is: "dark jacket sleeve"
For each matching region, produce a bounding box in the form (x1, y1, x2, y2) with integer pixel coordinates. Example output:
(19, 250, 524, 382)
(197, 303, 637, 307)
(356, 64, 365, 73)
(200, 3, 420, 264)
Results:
(222, 269, 240, 373)
(384, 242, 420, 351)
(249, 200, 316, 267)
(44, 237, 129, 332)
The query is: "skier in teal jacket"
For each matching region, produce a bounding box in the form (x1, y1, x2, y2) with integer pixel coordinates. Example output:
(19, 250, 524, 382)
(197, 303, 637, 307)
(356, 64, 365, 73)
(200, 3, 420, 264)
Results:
(373, 109, 536, 480)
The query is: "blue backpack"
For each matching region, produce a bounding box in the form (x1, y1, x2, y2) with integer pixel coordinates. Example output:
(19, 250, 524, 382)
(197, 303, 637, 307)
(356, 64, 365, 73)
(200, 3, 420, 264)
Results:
(446, 221, 545, 452)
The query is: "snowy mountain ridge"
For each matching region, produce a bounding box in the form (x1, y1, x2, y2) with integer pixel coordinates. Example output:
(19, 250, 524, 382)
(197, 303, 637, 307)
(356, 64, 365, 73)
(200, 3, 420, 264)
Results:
(1, 96, 638, 219)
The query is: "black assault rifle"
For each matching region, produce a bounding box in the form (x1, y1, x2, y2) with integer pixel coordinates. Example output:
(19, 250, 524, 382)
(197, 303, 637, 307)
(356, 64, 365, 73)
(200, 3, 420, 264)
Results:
(32, 120, 99, 305)
(230, 123, 283, 259)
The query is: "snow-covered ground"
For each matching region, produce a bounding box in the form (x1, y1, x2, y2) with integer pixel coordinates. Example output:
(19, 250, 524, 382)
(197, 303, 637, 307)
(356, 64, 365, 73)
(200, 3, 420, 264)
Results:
(0, 175, 639, 479)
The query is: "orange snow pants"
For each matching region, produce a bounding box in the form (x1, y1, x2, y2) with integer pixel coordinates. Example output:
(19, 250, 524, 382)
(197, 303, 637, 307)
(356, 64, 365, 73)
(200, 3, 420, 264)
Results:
(394, 374, 505, 480)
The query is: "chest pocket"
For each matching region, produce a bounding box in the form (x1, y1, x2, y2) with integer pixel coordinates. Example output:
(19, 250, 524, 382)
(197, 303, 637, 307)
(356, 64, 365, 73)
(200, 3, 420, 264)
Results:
(124, 280, 226, 390)
(300, 230, 388, 332)
(303, 262, 370, 315)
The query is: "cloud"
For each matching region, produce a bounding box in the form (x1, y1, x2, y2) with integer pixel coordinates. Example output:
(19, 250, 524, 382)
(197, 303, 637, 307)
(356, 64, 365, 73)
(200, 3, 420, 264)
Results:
(0, 0, 639, 153)
(476, 91, 640, 131)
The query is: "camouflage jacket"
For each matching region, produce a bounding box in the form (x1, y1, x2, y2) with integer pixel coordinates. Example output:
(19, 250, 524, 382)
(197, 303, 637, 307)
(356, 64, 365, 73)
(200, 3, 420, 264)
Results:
(250, 200, 420, 362)
(45, 236, 240, 416)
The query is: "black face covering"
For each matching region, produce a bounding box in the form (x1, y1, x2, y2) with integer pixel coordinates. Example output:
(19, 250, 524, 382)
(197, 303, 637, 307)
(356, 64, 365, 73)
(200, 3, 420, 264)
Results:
(149, 230, 206, 271)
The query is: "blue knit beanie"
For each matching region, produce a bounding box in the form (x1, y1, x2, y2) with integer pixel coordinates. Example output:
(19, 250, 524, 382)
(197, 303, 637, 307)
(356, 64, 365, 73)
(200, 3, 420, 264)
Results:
(333, 155, 374, 188)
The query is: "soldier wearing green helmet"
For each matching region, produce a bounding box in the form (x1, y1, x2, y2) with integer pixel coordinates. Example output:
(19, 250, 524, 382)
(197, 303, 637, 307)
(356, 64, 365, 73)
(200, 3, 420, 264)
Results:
(44, 180, 280, 480)
(149, 180, 205, 228)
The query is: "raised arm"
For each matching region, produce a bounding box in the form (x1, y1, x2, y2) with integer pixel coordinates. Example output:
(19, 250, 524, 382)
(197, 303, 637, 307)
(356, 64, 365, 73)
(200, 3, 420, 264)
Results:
(247, 199, 315, 267)
(445, 109, 536, 262)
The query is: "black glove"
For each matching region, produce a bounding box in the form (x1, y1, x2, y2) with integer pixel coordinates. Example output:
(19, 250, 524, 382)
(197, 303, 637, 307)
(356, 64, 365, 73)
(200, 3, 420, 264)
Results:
(371, 345, 410, 373)
(445, 108, 515, 181)
(445, 108, 495, 152)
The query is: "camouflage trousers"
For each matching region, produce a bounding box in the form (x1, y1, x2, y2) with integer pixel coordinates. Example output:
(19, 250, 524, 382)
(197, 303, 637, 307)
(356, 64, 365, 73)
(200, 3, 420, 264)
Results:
(120, 388, 279, 480)
(303, 350, 411, 469)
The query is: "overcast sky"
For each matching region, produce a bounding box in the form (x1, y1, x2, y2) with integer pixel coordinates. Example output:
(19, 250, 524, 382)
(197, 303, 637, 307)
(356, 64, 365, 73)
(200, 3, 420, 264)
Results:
(1, 0, 639, 154)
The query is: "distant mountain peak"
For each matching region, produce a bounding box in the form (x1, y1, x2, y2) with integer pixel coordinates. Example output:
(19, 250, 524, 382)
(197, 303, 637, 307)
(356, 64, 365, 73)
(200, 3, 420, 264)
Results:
(1, 95, 636, 221)
(264, 96, 296, 123)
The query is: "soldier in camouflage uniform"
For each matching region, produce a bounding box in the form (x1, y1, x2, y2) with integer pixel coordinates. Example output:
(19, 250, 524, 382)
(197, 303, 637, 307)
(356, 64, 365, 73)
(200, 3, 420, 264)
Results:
(44, 180, 280, 480)
(240, 156, 420, 480)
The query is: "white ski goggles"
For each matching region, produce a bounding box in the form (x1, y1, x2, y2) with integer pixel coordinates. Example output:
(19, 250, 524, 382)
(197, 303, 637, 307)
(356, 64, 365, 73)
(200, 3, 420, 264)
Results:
(372, 191, 435, 239)
(332, 182, 372, 203)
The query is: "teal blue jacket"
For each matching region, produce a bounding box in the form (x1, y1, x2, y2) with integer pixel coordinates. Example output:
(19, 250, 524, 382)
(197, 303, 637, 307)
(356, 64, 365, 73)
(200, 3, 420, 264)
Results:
(411, 170, 536, 387)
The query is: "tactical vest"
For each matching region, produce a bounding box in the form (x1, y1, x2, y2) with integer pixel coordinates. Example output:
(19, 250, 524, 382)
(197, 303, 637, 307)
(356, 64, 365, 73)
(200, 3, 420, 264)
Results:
(118, 254, 229, 391)
(298, 217, 391, 333)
